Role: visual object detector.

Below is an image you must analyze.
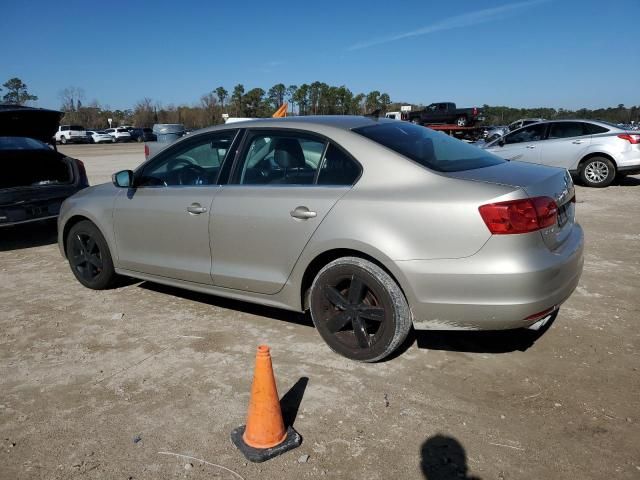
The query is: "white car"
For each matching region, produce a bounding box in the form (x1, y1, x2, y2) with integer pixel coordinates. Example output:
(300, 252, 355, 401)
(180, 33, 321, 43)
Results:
(86, 130, 114, 144)
(104, 128, 131, 142)
(55, 125, 87, 144)
(484, 119, 640, 187)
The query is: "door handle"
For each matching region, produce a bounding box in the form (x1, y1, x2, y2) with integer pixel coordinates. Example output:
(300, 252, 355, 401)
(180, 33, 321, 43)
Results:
(290, 206, 317, 220)
(187, 203, 207, 214)
(526, 145, 536, 149)
(572, 140, 583, 144)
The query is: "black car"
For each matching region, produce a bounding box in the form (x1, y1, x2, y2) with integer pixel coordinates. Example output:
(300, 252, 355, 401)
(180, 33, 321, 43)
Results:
(128, 127, 157, 143)
(0, 105, 89, 227)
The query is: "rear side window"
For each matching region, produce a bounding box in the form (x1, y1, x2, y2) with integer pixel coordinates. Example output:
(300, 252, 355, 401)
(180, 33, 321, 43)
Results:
(584, 123, 609, 134)
(353, 122, 504, 172)
(317, 144, 361, 185)
(548, 122, 588, 139)
(70, 125, 84, 131)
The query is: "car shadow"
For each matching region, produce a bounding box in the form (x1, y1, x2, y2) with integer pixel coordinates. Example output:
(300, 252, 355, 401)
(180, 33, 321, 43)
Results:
(139, 282, 555, 358)
(138, 282, 315, 328)
(0, 219, 58, 252)
(614, 174, 640, 186)
(388, 312, 558, 359)
(420, 433, 481, 479)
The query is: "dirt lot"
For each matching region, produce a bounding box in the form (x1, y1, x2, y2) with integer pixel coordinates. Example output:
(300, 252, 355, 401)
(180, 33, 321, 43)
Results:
(1, 143, 639, 479)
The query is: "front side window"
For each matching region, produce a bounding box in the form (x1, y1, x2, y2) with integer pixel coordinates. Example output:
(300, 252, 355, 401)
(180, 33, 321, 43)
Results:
(138, 130, 237, 187)
(354, 122, 504, 172)
(548, 122, 587, 139)
(237, 133, 325, 185)
(504, 124, 547, 144)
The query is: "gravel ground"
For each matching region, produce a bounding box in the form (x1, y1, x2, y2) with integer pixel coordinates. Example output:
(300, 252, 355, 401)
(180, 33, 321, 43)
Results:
(1, 143, 638, 479)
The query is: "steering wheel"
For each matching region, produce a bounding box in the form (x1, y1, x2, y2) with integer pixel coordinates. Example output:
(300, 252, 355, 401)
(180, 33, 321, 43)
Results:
(178, 163, 207, 185)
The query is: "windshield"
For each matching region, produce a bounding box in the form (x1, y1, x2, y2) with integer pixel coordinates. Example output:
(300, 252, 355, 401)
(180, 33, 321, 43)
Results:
(353, 122, 505, 172)
(0, 136, 51, 151)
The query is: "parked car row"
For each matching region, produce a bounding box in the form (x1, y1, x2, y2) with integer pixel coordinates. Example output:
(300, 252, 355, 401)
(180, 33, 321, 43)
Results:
(54, 125, 157, 144)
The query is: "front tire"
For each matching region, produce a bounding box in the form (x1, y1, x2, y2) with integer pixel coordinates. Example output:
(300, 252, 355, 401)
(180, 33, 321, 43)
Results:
(580, 156, 615, 187)
(456, 116, 468, 127)
(66, 220, 119, 290)
(60, 136, 68, 144)
(309, 257, 412, 362)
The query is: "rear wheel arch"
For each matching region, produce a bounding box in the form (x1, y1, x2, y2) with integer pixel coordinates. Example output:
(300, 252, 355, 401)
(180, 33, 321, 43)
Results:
(578, 152, 616, 170)
(300, 248, 410, 312)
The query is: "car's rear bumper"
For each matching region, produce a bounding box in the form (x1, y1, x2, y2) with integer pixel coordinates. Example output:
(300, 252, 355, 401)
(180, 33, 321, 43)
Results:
(0, 195, 71, 227)
(397, 224, 584, 330)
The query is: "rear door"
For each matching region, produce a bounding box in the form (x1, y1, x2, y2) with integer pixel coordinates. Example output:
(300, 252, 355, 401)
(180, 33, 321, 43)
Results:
(210, 130, 361, 294)
(487, 123, 547, 164)
(113, 129, 238, 284)
(538, 121, 592, 169)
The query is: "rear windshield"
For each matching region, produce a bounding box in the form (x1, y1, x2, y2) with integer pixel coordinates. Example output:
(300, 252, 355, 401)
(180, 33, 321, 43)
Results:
(0, 137, 50, 151)
(353, 122, 505, 172)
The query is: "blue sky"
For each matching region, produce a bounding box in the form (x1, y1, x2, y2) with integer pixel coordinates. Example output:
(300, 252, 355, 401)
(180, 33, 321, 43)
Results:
(1, 0, 638, 110)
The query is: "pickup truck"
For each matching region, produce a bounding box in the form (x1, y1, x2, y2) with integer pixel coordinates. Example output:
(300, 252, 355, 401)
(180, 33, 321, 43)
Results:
(406, 102, 483, 127)
(54, 125, 88, 144)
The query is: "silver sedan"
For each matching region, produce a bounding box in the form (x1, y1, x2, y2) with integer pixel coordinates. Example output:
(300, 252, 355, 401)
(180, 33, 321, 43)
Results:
(58, 116, 584, 361)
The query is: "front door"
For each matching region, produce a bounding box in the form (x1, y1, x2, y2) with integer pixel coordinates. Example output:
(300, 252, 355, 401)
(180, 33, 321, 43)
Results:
(487, 123, 547, 164)
(113, 129, 238, 284)
(211, 130, 361, 294)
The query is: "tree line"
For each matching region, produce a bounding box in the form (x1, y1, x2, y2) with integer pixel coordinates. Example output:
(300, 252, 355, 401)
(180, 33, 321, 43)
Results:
(2, 76, 639, 129)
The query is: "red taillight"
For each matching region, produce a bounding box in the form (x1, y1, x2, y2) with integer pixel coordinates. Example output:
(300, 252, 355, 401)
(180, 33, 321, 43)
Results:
(478, 196, 558, 234)
(473, 107, 478, 115)
(144, 144, 149, 158)
(618, 133, 640, 144)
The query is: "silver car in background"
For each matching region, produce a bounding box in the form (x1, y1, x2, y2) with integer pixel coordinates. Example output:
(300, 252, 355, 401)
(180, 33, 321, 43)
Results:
(484, 119, 640, 187)
(58, 117, 583, 361)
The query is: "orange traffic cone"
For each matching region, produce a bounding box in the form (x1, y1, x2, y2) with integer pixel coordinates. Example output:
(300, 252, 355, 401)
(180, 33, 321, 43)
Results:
(231, 345, 301, 462)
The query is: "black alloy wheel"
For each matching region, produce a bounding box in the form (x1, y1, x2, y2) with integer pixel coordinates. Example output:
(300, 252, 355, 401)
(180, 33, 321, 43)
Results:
(66, 220, 118, 289)
(310, 257, 411, 362)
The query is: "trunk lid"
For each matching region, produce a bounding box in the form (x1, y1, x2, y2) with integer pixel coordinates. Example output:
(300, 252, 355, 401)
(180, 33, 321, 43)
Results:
(448, 161, 576, 250)
(0, 105, 63, 143)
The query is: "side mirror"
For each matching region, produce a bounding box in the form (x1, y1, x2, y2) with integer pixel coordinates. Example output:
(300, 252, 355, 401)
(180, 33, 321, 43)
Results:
(112, 170, 134, 188)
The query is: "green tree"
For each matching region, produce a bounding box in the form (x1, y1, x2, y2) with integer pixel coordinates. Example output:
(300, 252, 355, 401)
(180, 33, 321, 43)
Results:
(231, 84, 244, 116)
(243, 88, 267, 117)
(215, 87, 228, 110)
(267, 83, 286, 110)
(293, 84, 309, 115)
(379, 93, 391, 113)
(365, 91, 381, 113)
(2, 77, 38, 105)
(286, 85, 298, 114)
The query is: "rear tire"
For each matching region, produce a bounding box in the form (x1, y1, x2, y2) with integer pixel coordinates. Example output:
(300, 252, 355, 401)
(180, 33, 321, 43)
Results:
(309, 257, 412, 362)
(137, 136, 143, 143)
(411, 118, 422, 126)
(66, 220, 119, 290)
(580, 156, 615, 187)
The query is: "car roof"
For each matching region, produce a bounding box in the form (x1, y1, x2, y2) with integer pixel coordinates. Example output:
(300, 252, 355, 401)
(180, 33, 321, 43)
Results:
(198, 115, 393, 134)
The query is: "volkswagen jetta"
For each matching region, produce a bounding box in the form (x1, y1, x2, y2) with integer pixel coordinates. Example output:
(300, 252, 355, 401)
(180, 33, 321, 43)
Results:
(58, 116, 583, 361)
